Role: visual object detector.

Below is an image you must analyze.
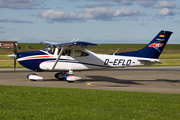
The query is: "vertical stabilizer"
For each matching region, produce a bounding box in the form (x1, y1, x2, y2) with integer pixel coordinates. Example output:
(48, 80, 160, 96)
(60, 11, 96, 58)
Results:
(115, 30, 173, 59)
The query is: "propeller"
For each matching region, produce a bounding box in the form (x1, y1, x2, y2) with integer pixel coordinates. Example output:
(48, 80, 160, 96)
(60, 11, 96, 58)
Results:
(7, 42, 17, 72)
(13, 43, 17, 72)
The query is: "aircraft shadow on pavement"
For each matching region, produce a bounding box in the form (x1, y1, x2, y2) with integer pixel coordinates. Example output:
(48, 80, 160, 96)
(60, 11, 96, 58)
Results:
(156, 79, 180, 83)
(79, 75, 144, 86)
(42, 79, 64, 82)
(39, 76, 180, 88)
(40, 75, 143, 86)
(78, 76, 180, 87)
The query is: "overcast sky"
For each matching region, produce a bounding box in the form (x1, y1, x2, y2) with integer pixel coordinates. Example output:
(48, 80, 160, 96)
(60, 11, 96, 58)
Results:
(0, 0, 180, 44)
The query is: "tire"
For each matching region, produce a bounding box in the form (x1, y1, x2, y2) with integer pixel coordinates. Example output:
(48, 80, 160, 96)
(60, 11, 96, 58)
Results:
(30, 79, 36, 81)
(67, 81, 74, 83)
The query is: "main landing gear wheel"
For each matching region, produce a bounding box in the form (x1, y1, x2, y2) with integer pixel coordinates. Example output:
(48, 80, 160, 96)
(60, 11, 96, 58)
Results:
(54, 72, 67, 80)
(30, 79, 36, 81)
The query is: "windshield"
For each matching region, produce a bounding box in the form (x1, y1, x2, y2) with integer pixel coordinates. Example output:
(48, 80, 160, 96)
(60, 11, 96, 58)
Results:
(41, 46, 55, 54)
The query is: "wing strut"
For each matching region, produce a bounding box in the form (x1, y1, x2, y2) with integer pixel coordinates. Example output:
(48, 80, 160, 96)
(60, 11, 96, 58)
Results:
(51, 47, 64, 70)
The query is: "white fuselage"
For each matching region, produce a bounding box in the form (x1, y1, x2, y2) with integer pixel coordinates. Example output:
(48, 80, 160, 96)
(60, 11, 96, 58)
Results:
(34, 49, 157, 71)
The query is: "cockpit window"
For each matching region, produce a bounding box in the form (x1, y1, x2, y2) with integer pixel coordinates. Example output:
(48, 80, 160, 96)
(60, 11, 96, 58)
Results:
(63, 50, 71, 56)
(74, 50, 89, 57)
(41, 46, 55, 54)
(57, 49, 71, 56)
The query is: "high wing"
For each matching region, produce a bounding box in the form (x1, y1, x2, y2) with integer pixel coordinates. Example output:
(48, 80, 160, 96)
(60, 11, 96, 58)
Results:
(41, 41, 97, 70)
(41, 41, 97, 49)
(40, 41, 58, 46)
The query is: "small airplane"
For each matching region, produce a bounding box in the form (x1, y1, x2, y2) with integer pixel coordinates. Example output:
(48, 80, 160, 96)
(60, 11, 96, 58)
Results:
(8, 30, 173, 83)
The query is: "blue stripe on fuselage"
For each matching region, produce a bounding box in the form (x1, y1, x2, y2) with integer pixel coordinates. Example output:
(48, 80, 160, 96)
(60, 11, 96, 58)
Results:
(17, 51, 49, 71)
(17, 51, 47, 59)
(17, 50, 112, 71)
(18, 58, 55, 71)
(19, 58, 111, 71)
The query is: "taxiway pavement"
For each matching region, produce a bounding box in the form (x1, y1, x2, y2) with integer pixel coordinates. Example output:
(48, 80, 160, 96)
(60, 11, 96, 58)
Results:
(0, 66, 180, 93)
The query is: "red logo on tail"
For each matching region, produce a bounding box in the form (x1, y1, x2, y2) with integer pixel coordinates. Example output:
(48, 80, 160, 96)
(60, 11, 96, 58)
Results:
(149, 43, 163, 47)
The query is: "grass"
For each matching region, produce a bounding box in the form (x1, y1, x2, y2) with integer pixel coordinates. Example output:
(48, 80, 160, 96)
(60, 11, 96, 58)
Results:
(0, 43, 180, 119)
(0, 54, 180, 68)
(18, 43, 46, 49)
(159, 53, 180, 59)
(0, 85, 180, 120)
(94, 44, 146, 50)
(93, 44, 180, 50)
(0, 43, 180, 68)
(0, 52, 180, 68)
(153, 59, 180, 66)
(1, 52, 180, 68)
(0, 60, 22, 68)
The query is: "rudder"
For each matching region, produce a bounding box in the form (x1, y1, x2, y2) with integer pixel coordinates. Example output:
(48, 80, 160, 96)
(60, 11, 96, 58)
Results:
(115, 30, 173, 59)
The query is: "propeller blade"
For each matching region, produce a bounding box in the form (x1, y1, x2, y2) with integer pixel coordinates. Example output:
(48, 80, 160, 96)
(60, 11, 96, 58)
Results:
(13, 42, 17, 72)
(13, 43, 17, 55)
(14, 59, 16, 72)
(7, 42, 18, 72)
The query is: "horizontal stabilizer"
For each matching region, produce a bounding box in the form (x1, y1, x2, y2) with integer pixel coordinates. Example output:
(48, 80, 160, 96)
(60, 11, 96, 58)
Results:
(138, 59, 162, 65)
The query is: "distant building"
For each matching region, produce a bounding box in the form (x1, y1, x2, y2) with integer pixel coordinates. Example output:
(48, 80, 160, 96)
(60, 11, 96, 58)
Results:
(0, 41, 17, 48)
